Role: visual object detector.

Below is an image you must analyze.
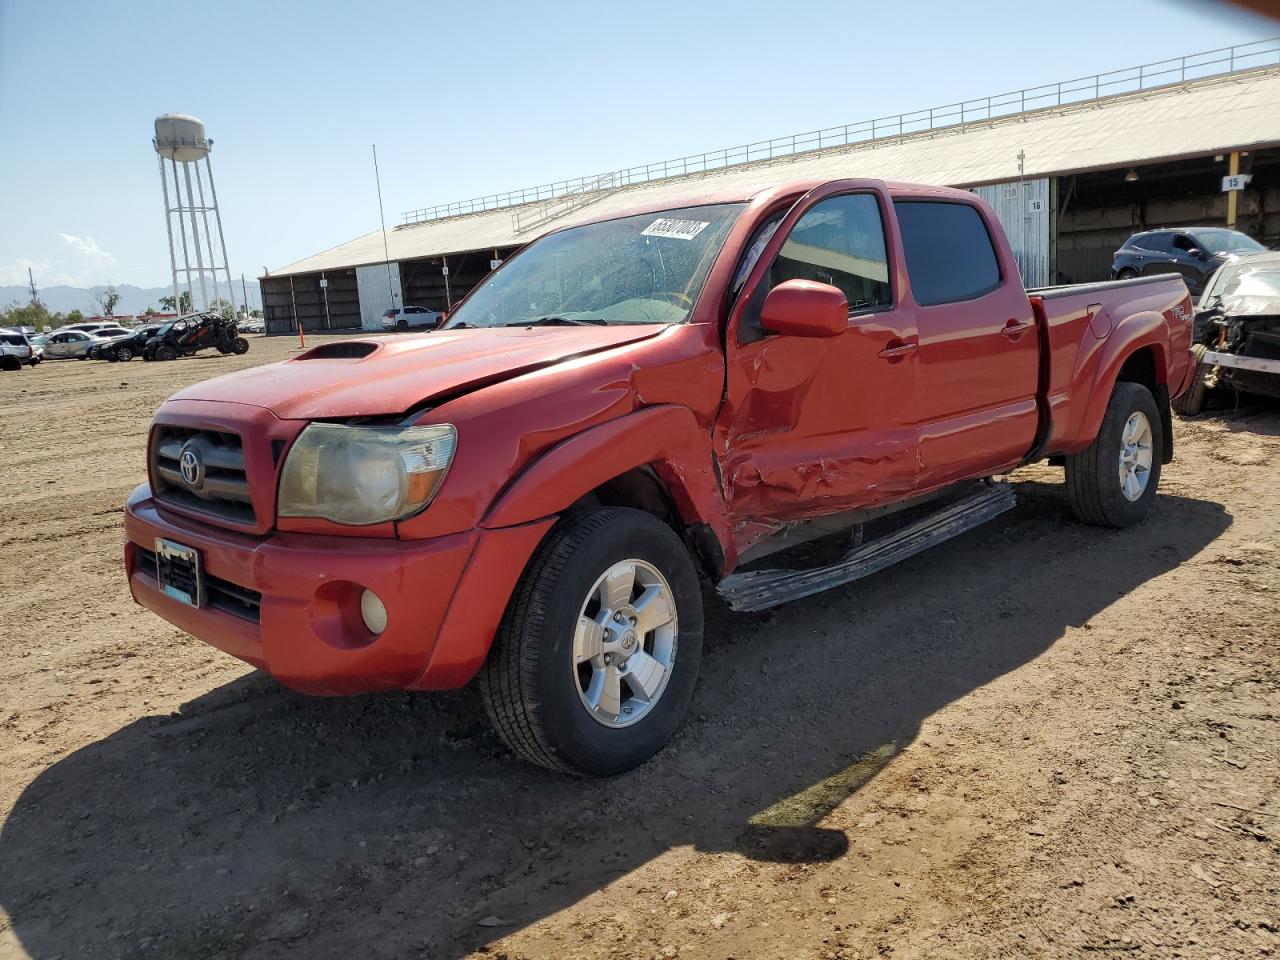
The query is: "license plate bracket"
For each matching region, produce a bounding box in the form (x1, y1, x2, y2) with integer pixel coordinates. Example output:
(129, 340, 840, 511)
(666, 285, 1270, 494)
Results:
(155, 538, 204, 608)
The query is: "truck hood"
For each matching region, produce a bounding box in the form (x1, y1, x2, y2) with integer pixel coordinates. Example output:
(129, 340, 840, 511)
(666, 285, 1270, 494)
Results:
(168, 325, 668, 419)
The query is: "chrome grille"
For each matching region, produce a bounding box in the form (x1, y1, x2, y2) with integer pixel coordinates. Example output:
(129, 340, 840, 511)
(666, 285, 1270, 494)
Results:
(151, 426, 256, 525)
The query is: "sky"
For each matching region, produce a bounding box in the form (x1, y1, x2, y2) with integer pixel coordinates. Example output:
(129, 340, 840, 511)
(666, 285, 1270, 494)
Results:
(0, 0, 1274, 294)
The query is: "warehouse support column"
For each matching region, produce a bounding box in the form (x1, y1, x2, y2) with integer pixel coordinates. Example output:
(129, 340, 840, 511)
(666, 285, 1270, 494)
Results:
(1227, 152, 1240, 228)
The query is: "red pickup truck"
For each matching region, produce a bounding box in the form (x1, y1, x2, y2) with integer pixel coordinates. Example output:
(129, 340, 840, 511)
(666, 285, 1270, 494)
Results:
(124, 178, 1195, 776)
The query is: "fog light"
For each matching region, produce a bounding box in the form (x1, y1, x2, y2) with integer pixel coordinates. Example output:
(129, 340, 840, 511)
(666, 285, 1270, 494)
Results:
(360, 589, 388, 635)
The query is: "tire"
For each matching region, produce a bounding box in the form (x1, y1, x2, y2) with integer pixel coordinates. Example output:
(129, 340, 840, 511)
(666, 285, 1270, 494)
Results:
(479, 507, 704, 777)
(1065, 382, 1164, 528)
(396, 319, 408, 331)
(155, 344, 178, 362)
(1116, 268, 1138, 280)
(1172, 343, 1210, 418)
(0, 356, 21, 372)
(116, 346, 133, 362)
(230, 337, 249, 355)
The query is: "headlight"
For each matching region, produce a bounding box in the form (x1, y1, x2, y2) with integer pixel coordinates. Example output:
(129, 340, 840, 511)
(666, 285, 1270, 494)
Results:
(278, 422, 457, 526)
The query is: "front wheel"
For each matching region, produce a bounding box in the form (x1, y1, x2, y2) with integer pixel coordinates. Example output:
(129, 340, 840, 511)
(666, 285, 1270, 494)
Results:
(1065, 382, 1164, 528)
(1116, 268, 1138, 280)
(155, 344, 178, 362)
(480, 508, 704, 777)
(116, 346, 133, 362)
(230, 336, 249, 355)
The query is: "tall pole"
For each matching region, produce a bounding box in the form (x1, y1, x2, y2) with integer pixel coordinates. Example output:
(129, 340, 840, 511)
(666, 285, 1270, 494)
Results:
(27, 267, 39, 305)
(372, 144, 396, 310)
(1227, 151, 1240, 228)
(241, 273, 250, 317)
(204, 154, 235, 311)
(193, 161, 222, 309)
(157, 155, 180, 311)
(181, 161, 210, 310)
(171, 156, 195, 313)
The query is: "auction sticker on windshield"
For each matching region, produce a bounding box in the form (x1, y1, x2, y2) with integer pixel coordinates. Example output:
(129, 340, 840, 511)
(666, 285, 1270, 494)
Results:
(641, 218, 710, 241)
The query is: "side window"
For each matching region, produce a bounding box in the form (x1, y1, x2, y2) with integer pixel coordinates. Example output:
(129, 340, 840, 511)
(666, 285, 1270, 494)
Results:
(1172, 234, 1197, 254)
(1143, 232, 1172, 254)
(771, 194, 891, 311)
(893, 200, 1002, 307)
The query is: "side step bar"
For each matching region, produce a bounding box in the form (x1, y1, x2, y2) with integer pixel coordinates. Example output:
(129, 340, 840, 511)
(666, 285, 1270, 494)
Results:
(717, 483, 1016, 612)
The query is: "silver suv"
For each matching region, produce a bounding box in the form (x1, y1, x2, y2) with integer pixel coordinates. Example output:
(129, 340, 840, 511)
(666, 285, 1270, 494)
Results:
(0, 329, 39, 370)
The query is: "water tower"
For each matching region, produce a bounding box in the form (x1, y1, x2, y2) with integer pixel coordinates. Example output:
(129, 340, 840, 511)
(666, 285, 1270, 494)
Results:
(153, 114, 234, 314)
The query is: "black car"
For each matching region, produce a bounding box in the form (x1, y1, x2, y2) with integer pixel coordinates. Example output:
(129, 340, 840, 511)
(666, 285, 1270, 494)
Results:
(90, 323, 163, 362)
(1112, 227, 1265, 295)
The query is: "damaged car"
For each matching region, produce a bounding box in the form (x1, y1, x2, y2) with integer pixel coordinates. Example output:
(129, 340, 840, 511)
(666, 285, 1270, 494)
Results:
(1175, 251, 1280, 416)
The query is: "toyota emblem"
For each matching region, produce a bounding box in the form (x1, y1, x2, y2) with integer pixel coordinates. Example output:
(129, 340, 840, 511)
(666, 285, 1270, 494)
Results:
(178, 445, 204, 487)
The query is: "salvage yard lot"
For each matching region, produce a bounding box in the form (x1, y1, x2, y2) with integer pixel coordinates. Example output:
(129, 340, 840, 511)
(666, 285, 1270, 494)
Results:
(0, 334, 1277, 959)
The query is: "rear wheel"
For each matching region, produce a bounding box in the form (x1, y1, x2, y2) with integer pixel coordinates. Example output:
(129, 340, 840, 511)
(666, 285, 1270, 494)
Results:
(479, 508, 704, 777)
(0, 356, 21, 372)
(1172, 344, 1210, 418)
(396, 319, 408, 331)
(1065, 382, 1163, 528)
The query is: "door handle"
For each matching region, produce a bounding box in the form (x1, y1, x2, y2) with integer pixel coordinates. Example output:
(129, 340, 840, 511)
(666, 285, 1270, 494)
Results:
(877, 339, 918, 361)
(1001, 319, 1033, 340)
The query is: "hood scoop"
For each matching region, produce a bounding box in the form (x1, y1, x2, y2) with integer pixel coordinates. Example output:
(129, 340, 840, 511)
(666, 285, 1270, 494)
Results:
(294, 340, 380, 360)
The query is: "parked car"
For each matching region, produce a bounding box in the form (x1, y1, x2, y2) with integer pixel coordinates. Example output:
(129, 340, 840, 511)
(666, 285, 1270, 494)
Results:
(238, 318, 265, 334)
(382, 306, 443, 332)
(33, 328, 124, 360)
(91, 323, 164, 362)
(65, 322, 135, 336)
(1112, 227, 1266, 295)
(142, 313, 249, 361)
(124, 177, 1195, 776)
(0, 329, 39, 370)
(1175, 251, 1280, 415)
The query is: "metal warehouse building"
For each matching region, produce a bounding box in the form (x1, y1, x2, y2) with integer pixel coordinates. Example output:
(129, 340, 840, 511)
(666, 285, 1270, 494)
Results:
(261, 39, 1280, 334)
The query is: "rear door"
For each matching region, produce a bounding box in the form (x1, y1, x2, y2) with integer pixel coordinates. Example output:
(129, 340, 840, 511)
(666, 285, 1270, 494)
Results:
(894, 199, 1040, 486)
(1138, 232, 1177, 277)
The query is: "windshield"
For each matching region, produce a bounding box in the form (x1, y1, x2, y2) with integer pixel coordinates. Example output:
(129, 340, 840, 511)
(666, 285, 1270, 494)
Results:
(445, 203, 745, 329)
(1201, 257, 1280, 307)
(1193, 229, 1266, 256)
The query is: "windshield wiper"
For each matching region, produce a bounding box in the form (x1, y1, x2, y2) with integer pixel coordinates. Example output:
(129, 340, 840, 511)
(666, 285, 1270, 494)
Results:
(506, 315, 607, 327)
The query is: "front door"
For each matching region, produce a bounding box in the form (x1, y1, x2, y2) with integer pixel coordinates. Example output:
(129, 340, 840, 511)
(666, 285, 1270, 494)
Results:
(893, 199, 1040, 486)
(715, 185, 919, 534)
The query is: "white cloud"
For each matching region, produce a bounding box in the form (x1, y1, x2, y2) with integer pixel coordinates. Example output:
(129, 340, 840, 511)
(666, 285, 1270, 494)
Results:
(58, 233, 116, 268)
(0, 234, 118, 287)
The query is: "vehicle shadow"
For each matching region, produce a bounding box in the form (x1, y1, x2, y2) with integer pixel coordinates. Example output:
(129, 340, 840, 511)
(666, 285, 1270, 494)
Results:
(0, 483, 1230, 959)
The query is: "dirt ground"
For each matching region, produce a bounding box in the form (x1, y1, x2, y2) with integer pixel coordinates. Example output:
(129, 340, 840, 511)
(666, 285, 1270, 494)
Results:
(0, 334, 1277, 960)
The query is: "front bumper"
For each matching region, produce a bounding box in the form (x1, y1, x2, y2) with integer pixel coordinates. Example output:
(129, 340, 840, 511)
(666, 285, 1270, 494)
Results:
(124, 484, 553, 694)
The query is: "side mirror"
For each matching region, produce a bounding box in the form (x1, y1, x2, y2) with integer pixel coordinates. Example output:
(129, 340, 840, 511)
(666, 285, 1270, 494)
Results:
(759, 279, 849, 338)
(1187, 247, 1205, 260)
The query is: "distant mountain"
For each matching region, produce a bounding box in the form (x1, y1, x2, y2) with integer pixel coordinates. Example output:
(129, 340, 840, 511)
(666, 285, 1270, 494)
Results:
(0, 284, 174, 316)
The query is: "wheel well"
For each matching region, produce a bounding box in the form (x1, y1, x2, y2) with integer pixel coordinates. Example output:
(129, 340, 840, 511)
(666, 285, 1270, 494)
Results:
(1116, 346, 1174, 464)
(569, 466, 725, 581)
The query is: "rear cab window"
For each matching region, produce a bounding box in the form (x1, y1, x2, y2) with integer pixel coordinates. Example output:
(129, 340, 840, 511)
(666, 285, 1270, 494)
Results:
(893, 200, 1002, 306)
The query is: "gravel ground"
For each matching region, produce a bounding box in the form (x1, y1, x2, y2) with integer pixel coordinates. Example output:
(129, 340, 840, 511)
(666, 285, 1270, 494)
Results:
(0, 334, 1276, 960)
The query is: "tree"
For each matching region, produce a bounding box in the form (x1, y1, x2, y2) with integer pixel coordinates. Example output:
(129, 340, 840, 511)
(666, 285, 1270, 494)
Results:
(1, 300, 62, 330)
(210, 297, 235, 320)
(65, 309, 84, 325)
(159, 291, 192, 313)
(94, 285, 121, 316)
(142, 306, 159, 316)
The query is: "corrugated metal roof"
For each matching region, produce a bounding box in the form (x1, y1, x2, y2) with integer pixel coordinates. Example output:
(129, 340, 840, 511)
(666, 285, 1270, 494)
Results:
(269, 68, 1280, 278)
